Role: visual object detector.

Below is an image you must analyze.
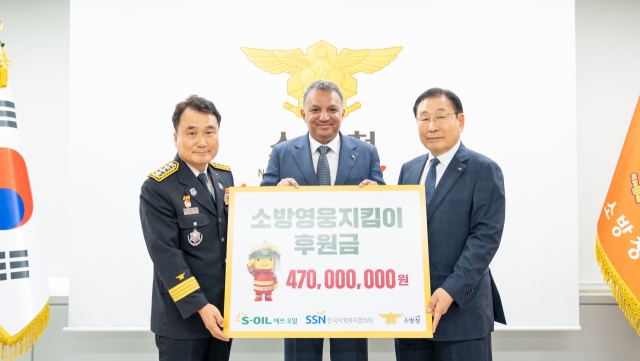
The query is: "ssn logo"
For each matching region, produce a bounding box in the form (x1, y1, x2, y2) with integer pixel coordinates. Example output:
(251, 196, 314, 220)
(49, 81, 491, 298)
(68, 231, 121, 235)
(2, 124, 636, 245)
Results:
(306, 315, 326, 324)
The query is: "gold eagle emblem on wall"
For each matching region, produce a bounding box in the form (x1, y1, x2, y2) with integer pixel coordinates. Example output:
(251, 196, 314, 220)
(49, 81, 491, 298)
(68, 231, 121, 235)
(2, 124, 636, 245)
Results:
(241, 41, 402, 118)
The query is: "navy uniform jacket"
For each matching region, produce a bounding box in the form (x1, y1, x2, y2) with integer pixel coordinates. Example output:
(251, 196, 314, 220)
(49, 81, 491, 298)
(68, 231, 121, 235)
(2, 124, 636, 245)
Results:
(139, 154, 233, 339)
(398, 142, 506, 341)
(260, 132, 385, 186)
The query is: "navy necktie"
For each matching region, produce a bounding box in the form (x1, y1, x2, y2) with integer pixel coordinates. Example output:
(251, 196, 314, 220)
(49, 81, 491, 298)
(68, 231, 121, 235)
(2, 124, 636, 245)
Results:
(425, 157, 440, 207)
(197, 172, 215, 205)
(316, 145, 331, 186)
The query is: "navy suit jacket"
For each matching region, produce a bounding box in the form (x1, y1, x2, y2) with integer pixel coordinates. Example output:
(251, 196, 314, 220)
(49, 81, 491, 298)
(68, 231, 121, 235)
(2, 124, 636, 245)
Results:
(260, 132, 385, 186)
(140, 155, 233, 339)
(398, 142, 506, 341)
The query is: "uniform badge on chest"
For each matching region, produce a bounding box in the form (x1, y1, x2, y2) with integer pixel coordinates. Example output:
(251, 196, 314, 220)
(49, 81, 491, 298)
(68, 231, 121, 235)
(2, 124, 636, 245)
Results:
(182, 195, 199, 215)
(188, 221, 203, 246)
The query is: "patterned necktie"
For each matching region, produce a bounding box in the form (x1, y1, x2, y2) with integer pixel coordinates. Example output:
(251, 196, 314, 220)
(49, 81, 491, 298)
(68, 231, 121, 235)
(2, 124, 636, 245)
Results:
(197, 172, 215, 205)
(425, 157, 440, 207)
(316, 145, 331, 186)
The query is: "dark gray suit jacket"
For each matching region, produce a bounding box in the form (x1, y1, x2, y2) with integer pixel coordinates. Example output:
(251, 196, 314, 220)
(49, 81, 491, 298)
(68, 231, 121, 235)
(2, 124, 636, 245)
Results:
(398, 142, 506, 341)
(260, 132, 385, 186)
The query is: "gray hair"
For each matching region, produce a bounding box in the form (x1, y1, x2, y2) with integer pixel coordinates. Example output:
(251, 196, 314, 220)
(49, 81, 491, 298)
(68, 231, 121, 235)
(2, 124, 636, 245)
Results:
(302, 80, 344, 106)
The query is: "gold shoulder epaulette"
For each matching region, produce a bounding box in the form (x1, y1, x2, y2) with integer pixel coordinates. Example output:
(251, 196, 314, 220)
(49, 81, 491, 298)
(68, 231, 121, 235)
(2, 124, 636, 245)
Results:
(210, 162, 231, 172)
(148, 161, 179, 182)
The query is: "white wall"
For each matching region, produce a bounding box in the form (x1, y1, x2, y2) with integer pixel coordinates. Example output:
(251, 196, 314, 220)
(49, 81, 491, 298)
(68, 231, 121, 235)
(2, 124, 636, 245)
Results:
(2, 0, 640, 359)
(67, 0, 579, 331)
(0, 0, 70, 278)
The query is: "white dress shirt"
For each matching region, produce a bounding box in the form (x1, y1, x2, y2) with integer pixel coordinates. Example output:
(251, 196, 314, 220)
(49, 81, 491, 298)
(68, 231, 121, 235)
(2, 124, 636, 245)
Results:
(309, 134, 341, 186)
(419, 140, 461, 187)
(186, 163, 215, 200)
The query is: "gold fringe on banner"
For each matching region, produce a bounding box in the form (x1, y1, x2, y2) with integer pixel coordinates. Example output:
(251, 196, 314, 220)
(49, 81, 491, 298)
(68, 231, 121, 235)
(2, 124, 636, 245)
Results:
(596, 236, 640, 335)
(0, 300, 49, 361)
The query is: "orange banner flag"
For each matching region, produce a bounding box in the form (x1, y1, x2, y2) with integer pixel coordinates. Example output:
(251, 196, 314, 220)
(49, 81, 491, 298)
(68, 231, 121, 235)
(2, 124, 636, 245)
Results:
(596, 97, 640, 336)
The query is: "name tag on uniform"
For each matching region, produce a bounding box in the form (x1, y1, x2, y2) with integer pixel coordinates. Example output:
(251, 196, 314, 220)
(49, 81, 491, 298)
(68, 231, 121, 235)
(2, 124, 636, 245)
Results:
(183, 207, 199, 215)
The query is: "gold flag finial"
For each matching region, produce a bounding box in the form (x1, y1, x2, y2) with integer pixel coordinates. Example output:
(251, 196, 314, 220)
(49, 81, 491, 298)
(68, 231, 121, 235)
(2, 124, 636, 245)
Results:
(0, 20, 11, 88)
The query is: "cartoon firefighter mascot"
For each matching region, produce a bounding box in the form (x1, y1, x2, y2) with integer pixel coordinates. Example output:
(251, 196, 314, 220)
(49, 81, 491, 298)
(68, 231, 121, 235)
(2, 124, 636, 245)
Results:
(247, 241, 281, 301)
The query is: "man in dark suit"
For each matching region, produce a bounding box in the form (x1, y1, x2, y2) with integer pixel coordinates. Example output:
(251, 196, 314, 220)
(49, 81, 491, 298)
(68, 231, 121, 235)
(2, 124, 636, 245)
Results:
(261, 80, 385, 361)
(395, 88, 506, 361)
(140, 95, 233, 361)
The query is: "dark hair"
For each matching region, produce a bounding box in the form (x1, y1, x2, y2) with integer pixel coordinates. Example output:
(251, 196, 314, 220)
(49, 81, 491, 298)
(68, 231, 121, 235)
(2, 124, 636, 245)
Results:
(172, 95, 221, 131)
(412, 88, 463, 117)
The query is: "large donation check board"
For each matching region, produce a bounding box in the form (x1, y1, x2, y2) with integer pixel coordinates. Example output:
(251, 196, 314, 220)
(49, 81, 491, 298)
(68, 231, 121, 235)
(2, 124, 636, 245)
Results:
(223, 185, 432, 338)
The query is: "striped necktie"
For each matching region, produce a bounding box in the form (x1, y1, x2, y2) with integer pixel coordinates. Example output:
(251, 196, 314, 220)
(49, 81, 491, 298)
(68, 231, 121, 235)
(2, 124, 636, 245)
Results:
(316, 145, 331, 186)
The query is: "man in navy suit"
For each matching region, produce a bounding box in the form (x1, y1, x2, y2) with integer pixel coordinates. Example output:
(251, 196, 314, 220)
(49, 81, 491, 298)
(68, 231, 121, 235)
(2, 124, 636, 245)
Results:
(395, 88, 506, 361)
(261, 79, 385, 361)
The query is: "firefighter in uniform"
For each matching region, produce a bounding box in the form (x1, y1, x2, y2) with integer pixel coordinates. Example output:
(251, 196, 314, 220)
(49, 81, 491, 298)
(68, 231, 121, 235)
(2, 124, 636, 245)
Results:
(139, 95, 233, 361)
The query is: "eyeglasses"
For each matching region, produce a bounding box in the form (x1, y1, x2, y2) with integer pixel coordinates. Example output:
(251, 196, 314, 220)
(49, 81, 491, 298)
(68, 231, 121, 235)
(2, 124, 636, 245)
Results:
(417, 113, 459, 125)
